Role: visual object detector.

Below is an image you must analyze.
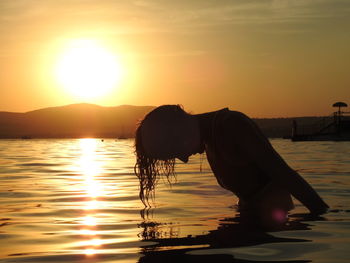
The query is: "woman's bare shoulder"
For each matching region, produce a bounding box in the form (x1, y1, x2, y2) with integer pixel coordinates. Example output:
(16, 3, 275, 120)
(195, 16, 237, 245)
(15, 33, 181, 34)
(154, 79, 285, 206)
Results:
(220, 110, 257, 132)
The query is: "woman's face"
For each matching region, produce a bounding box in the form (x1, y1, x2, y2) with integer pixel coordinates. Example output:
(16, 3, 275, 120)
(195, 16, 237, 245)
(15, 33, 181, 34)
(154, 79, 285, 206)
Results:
(163, 133, 198, 163)
(141, 115, 201, 163)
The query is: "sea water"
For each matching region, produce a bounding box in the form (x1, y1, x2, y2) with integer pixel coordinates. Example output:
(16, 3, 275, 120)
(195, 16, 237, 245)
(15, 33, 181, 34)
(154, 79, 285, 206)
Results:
(0, 139, 349, 263)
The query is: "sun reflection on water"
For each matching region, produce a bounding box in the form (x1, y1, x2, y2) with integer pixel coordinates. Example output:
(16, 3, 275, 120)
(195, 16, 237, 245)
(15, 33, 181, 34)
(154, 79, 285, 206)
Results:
(78, 138, 102, 177)
(76, 139, 104, 256)
(69, 138, 142, 257)
(82, 215, 97, 226)
(84, 248, 96, 256)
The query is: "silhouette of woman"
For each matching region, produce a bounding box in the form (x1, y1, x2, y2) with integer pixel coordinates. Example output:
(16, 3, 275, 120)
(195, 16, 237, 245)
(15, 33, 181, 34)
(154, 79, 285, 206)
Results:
(134, 105, 328, 223)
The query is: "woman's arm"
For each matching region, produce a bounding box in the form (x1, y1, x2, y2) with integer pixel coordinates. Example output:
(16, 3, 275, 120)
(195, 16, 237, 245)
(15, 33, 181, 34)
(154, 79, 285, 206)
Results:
(224, 112, 329, 214)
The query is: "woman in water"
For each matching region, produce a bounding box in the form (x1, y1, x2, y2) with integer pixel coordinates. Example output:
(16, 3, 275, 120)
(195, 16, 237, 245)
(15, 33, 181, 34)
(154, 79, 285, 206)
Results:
(134, 105, 328, 223)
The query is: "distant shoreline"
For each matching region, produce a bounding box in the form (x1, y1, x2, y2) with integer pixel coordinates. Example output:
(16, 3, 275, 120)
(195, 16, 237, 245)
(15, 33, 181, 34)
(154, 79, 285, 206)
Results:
(0, 103, 328, 139)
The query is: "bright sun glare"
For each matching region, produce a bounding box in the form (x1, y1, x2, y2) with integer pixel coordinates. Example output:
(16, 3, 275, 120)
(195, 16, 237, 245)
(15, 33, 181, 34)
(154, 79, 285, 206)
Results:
(55, 39, 123, 99)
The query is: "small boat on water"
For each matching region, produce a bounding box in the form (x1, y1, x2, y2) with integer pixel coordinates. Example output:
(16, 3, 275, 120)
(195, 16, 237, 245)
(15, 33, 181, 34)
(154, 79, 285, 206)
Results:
(291, 102, 350, 141)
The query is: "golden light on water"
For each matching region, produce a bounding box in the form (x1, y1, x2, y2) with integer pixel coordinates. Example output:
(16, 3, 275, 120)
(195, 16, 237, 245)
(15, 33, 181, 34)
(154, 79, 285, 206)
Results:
(88, 238, 103, 247)
(84, 200, 99, 210)
(84, 248, 98, 256)
(68, 139, 141, 257)
(55, 39, 123, 100)
(76, 139, 103, 255)
(79, 229, 96, 236)
(82, 215, 97, 226)
(79, 139, 101, 175)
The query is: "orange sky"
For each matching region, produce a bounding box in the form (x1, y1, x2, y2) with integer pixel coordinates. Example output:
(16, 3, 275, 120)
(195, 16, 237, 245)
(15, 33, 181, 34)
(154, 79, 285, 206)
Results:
(0, 1, 349, 117)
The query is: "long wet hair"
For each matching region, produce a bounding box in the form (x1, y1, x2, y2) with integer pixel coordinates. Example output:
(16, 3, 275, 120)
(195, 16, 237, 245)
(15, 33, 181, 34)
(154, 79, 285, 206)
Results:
(134, 105, 187, 206)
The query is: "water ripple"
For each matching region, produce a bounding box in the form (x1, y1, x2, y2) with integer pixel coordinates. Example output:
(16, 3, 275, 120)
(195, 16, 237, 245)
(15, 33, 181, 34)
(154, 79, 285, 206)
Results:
(0, 139, 349, 263)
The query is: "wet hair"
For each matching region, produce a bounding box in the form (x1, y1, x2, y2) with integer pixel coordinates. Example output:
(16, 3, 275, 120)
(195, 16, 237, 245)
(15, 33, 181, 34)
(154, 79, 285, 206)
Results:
(134, 105, 187, 206)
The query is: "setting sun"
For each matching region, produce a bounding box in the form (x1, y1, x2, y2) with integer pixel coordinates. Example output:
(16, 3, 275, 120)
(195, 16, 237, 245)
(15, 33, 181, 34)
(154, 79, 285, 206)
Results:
(55, 39, 123, 99)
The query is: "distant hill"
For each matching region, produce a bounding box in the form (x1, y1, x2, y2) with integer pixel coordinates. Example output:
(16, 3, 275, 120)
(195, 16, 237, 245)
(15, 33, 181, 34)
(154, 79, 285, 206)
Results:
(0, 103, 327, 138)
(0, 103, 155, 139)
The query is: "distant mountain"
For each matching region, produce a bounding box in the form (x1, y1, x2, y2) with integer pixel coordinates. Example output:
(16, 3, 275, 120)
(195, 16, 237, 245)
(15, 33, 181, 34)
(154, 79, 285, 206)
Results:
(0, 103, 327, 138)
(0, 103, 155, 138)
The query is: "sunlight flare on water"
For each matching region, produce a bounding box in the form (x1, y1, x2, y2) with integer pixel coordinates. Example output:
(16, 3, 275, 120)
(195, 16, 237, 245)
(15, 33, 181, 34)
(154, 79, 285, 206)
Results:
(76, 139, 104, 255)
(78, 138, 102, 176)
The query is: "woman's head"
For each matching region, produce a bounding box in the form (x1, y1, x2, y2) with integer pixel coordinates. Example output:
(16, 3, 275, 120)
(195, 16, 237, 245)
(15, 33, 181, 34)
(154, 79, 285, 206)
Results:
(134, 105, 201, 205)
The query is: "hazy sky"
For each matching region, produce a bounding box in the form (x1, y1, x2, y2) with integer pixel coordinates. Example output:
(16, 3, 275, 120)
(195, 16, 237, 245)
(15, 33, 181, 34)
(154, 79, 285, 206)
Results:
(0, 0, 349, 117)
